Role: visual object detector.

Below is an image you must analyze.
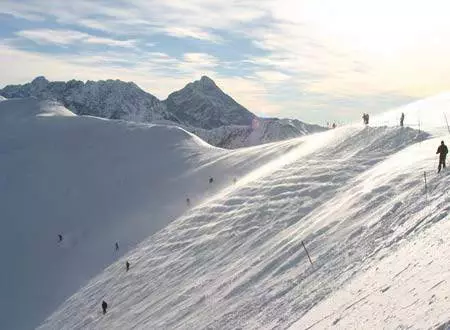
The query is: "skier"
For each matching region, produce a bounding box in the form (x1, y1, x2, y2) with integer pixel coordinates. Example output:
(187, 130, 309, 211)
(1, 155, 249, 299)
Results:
(115, 242, 119, 251)
(436, 140, 448, 173)
(58, 234, 63, 242)
(126, 261, 130, 271)
(186, 198, 191, 206)
(209, 177, 214, 184)
(362, 113, 369, 125)
(400, 113, 405, 127)
(102, 300, 108, 314)
(332, 122, 336, 129)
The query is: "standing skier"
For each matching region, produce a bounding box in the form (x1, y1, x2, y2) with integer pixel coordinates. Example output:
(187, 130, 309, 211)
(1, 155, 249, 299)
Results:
(400, 113, 405, 127)
(115, 242, 119, 251)
(102, 300, 108, 314)
(436, 140, 448, 173)
(126, 261, 130, 271)
(58, 234, 63, 242)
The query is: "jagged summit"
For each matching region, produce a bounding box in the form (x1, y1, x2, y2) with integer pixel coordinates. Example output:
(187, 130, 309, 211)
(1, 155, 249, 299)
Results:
(164, 76, 256, 129)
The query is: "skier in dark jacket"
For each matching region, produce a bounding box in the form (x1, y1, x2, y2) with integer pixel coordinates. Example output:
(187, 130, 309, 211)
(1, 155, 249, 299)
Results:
(102, 300, 108, 314)
(126, 261, 130, 271)
(436, 140, 448, 173)
(400, 113, 405, 127)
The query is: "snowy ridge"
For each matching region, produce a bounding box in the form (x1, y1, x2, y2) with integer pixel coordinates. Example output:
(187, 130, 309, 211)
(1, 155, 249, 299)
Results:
(191, 118, 325, 149)
(0, 77, 325, 148)
(39, 92, 450, 330)
(0, 98, 308, 330)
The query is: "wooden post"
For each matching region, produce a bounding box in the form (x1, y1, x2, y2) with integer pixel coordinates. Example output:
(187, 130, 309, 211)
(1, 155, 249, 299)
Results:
(302, 241, 313, 266)
(424, 171, 429, 203)
(444, 112, 450, 135)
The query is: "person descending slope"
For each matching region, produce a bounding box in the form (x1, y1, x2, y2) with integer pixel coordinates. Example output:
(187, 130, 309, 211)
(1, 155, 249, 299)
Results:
(126, 261, 130, 271)
(115, 242, 119, 251)
(400, 112, 405, 127)
(57, 234, 63, 242)
(102, 300, 108, 314)
(436, 140, 448, 173)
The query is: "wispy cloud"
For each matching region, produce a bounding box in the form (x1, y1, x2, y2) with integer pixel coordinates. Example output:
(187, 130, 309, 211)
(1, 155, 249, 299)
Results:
(16, 29, 136, 48)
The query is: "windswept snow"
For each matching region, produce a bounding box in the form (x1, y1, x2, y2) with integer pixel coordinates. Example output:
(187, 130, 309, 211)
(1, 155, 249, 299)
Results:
(0, 98, 302, 330)
(3, 93, 450, 330)
(40, 95, 450, 330)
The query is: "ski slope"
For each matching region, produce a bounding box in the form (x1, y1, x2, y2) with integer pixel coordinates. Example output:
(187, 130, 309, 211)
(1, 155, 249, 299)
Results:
(38, 93, 450, 329)
(0, 98, 302, 330)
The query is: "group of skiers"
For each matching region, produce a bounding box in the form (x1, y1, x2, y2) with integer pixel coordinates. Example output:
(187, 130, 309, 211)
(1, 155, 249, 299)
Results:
(362, 112, 406, 127)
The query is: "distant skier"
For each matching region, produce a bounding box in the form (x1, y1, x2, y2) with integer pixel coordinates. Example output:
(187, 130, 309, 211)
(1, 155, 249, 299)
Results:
(58, 234, 63, 242)
(209, 177, 214, 184)
(365, 113, 370, 125)
(400, 113, 405, 127)
(186, 198, 191, 206)
(362, 113, 369, 125)
(102, 300, 108, 314)
(436, 140, 448, 173)
(332, 122, 336, 129)
(115, 242, 119, 251)
(126, 261, 130, 271)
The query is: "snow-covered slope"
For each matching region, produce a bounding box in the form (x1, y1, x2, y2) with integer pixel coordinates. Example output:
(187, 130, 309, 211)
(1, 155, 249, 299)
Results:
(0, 77, 325, 148)
(38, 93, 450, 329)
(0, 98, 301, 330)
(192, 118, 325, 148)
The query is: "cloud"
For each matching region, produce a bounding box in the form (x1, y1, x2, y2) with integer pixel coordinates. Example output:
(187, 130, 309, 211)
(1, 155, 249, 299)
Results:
(254, 70, 290, 83)
(2, 0, 450, 123)
(16, 29, 136, 48)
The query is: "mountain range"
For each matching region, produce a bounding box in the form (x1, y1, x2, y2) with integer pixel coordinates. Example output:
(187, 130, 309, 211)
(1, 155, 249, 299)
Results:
(0, 76, 325, 148)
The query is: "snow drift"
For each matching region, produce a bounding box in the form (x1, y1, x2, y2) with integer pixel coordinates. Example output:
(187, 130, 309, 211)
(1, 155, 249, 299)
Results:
(39, 93, 450, 329)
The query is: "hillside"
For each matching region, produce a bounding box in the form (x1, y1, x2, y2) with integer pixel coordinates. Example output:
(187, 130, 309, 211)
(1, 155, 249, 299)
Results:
(38, 93, 450, 329)
(0, 98, 300, 330)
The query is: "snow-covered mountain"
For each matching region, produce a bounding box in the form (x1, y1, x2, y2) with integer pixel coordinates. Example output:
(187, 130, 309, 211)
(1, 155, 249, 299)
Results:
(0, 77, 325, 148)
(0, 76, 176, 122)
(2, 93, 450, 329)
(0, 97, 299, 330)
(163, 75, 255, 129)
(35, 93, 450, 330)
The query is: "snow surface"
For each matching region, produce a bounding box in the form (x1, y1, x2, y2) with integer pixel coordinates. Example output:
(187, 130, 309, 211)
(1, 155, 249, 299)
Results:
(0, 98, 301, 330)
(38, 93, 450, 329)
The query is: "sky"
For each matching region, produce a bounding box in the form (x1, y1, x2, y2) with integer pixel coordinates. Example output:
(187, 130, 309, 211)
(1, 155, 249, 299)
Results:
(1, 0, 450, 124)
